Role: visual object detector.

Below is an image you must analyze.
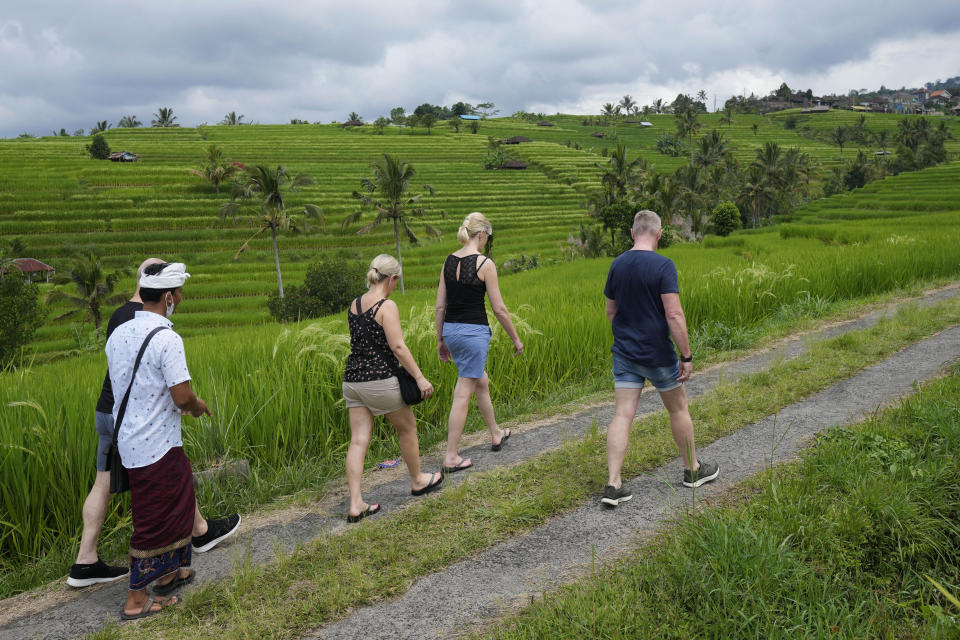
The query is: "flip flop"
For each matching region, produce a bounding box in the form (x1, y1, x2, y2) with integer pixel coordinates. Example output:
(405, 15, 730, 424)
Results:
(376, 458, 401, 469)
(411, 472, 443, 496)
(120, 594, 179, 620)
(346, 503, 381, 523)
(441, 459, 473, 474)
(491, 428, 511, 451)
(152, 568, 195, 596)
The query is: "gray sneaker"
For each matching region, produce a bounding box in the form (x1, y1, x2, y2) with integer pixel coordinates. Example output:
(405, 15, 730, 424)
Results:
(601, 484, 633, 507)
(682, 460, 719, 488)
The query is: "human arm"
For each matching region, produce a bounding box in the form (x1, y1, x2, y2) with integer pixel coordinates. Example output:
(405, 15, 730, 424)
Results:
(169, 381, 211, 417)
(661, 293, 692, 382)
(605, 297, 617, 324)
(480, 260, 523, 355)
(435, 271, 451, 362)
(380, 300, 434, 398)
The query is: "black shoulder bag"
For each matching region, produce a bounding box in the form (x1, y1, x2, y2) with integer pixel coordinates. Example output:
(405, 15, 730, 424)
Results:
(395, 364, 424, 406)
(105, 326, 167, 494)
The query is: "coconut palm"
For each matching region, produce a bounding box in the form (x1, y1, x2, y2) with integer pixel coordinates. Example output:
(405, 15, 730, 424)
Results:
(342, 153, 438, 294)
(601, 103, 617, 118)
(189, 143, 241, 194)
(220, 111, 246, 125)
(651, 98, 665, 114)
(117, 115, 141, 128)
(152, 107, 177, 127)
(873, 129, 890, 154)
(90, 120, 110, 135)
(347, 112, 363, 123)
(675, 108, 701, 164)
(45, 252, 129, 332)
(739, 165, 774, 228)
(831, 126, 850, 156)
(719, 107, 735, 129)
(220, 165, 323, 298)
(692, 129, 731, 169)
(618, 95, 637, 115)
(751, 122, 760, 136)
(595, 142, 647, 205)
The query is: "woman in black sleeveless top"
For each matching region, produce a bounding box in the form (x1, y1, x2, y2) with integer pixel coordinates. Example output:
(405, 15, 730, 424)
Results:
(342, 254, 443, 522)
(435, 212, 524, 473)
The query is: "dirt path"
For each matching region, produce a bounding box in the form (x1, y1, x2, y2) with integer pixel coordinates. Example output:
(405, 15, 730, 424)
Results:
(309, 324, 960, 640)
(0, 285, 957, 640)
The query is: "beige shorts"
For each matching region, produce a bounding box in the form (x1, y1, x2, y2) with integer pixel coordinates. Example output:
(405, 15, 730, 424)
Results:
(342, 377, 406, 416)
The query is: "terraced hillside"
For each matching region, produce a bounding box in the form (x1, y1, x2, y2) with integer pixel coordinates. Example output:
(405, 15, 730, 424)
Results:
(2, 110, 958, 356)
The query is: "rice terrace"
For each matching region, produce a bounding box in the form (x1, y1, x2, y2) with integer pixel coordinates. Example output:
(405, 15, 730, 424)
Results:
(3, 36, 960, 640)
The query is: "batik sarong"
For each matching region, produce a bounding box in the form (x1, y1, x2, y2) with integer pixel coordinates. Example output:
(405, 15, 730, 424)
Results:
(127, 446, 195, 590)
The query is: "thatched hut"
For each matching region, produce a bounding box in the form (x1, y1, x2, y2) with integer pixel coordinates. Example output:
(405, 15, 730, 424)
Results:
(501, 160, 528, 170)
(502, 136, 532, 144)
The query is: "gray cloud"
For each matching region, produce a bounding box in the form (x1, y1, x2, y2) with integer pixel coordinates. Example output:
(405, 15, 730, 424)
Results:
(1, 0, 958, 136)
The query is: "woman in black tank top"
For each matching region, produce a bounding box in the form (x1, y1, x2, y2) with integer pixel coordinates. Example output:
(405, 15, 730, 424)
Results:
(434, 212, 525, 473)
(342, 255, 443, 522)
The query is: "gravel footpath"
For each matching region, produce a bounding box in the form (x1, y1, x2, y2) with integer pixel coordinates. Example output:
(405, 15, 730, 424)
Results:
(0, 286, 956, 640)
(310, 323, 960, 640)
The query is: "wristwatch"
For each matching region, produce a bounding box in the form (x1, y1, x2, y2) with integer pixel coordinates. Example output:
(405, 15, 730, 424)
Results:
(679, 353, 693, 363)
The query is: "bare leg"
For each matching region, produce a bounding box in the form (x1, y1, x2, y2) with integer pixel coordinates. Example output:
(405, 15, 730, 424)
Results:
(659, 386, 697, 470)
(606, 388, 643, 489)
(124, 589, 179, 616)
(474, 372, 506, 444)
(444, 377, 478, 467)
(192, 499, 207, 537)
(76, 471, 111, 564)
(346, 407, 375, 517)
(385, 406, 435, 491)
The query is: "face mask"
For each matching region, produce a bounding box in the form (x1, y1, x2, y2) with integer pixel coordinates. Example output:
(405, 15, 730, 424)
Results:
(164, 292, 176, 318)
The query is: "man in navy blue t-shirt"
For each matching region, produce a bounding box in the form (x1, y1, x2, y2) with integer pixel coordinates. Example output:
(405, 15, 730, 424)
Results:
(600, 210, 719, 508)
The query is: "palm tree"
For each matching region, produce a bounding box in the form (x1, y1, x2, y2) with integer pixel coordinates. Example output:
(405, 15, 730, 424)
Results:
(347, 112, 363, 123)
(739, 165, 773, 228)
(651, 98, 665, 115)
(751, 122, 760, 136)
(618, 95, 637, 116)
(719, 107, 735, 129)
(873, 129, 890, 154)
(152, 107, 177, 127)
(692, 129, 730, 169)
(117, 115, 141, 128)
(189, 144, 241, 194)
(650, 175, 683, 226)
(420, 113, 437, 135)
(675, 108, 701, 164)
(831, 126, 850, 156)
(220, 165, 323, 298)
(45, 252, 129, 332)
(601, 103, 617, 118)
(90, 120, 110, 134)
(342, 154, 438, 294)
(594, 143, 647, 206)
(220, 111, 246, 125)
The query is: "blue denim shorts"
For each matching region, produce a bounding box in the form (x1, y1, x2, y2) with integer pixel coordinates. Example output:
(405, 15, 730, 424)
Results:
(612, 353, 682, 392)
(443, 322, 492, 379)
(95, 411, 115, 471)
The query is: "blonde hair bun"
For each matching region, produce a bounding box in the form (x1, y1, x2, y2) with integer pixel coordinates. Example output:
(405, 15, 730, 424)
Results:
(457, 211, 493, 245)
(366, 254, 401, 288)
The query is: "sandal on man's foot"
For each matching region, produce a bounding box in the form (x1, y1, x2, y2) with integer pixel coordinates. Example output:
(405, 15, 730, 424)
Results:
(346, 503, 381, 523)
(441, 459, 473, 474)
(152, 568, 194, 596)
(411, 472, 443, 496)
(120, 595, 179, 620)
(491, 428, 511, 451)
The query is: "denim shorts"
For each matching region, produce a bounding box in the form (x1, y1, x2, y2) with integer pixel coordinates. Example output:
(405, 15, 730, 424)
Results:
(443, 322, 492, 379)
(612, 353, 682, 392)
(95, 411, 115, 471)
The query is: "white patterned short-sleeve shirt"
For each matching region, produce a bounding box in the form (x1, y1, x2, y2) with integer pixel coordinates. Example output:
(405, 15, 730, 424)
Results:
(105, 311, 191, 469)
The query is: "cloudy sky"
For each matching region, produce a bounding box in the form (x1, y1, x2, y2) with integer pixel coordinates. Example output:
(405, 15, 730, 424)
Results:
(1, 0, 958, 137)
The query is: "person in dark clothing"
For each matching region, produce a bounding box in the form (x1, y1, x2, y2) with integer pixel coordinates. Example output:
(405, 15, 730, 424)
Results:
(600, 210, 719, 509)
(68, 258, 240, 588)
(434, 212, 524, 474)
(342, 254, 442, 522)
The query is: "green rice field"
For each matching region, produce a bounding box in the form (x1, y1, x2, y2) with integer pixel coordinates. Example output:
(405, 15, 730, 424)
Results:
(2, 110, 960, 595)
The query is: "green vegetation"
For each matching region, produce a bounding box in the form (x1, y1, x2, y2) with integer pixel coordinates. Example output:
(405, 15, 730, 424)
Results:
(266, 255, 365, 322)
(4, 156, 960, 594)
(0, 267, 44, 368)
(485, 365, 960, 639)
(77, 296, 960, 639)
(87, 134, 110, 160)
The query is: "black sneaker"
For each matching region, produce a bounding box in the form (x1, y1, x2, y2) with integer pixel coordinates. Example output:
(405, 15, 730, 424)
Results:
(682, 460, 720, 488)
(66, 560, 128, 587)
(600, 484, 633, 507)
(192, 513, 241, 553)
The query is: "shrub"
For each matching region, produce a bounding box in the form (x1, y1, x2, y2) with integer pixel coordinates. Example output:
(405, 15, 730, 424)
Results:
(501, 254, 540, 274)
(267, 256, 365, 322)
(708, 201, 743, 237)
(87, 134, 110, 159)
(655, 133, 686, 157)
(0, 268, 44, 368)
(783, 115, 798, 130)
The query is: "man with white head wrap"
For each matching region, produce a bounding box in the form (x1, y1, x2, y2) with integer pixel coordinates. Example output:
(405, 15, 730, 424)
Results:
(105, 262, 237, 619)
(71, 260, 239, 591)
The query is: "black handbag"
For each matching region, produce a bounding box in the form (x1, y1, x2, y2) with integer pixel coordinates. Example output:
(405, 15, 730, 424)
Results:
(105, 326, 167, 494)
(395, 366, 424, 406)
